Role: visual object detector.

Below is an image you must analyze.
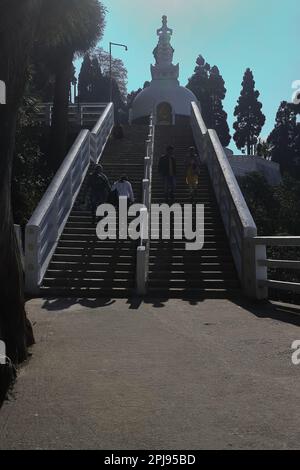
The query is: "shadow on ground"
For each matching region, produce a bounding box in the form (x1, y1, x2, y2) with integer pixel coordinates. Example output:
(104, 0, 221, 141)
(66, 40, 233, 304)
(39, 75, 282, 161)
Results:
(40, 294, 300, 328)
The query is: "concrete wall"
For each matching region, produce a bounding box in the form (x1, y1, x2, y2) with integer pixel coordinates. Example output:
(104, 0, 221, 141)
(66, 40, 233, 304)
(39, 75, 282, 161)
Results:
(226, 153, 282, 186)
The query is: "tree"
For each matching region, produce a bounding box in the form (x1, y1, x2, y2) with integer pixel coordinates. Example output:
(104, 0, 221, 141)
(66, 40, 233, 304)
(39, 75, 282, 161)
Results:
(38, 0, 106, 170)
(0, 0, 43, 370)
(267, 101, 298, 173)
(77, 51, 127, 122)
(12, 95, 51, 227)
(187, 55, 231, 147)
(127, 88, 142, 108)
(207, 66, 231, 147)
(187, 55, 211, 126)
(78, 53, 104, 102)
(238, 173, 280, 235)
(233, 68, 265, 155)
(256, 139, 272, 160)
(95, 48, 128, 101)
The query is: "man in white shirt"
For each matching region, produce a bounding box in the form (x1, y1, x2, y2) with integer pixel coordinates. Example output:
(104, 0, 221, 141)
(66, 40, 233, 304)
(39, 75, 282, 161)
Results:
(111, 175, 135, 204)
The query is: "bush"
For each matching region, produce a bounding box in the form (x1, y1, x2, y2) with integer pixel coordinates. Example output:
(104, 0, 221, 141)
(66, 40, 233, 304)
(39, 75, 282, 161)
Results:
(12, 96, 52, 227)
(238, 172, 300, 304)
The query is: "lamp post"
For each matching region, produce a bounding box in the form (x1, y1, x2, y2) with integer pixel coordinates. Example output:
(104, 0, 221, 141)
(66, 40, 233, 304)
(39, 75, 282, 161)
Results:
(109, 42, 128, 104)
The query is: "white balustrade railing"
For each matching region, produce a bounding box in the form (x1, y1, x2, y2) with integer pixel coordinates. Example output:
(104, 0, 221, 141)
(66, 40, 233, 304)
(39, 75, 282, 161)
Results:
(254, 237, 300, 296)
(191, 102, 267, 299)
(25, 103, 114, 294)
(36, 103, 108, 128)
(136, 116, 155, 295)
(90, 103, 114, 163)
(14, 224, 24, 272)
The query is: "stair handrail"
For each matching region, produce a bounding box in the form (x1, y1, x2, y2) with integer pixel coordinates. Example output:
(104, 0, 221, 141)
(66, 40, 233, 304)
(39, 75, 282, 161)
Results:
(251, 236, 300, 298)
(191, 102, 267, 299)
(36, 102, 109, 128)
(90, 103, 114, 162)
(25, 103, 114, 295)
(136, 116, 155, 295)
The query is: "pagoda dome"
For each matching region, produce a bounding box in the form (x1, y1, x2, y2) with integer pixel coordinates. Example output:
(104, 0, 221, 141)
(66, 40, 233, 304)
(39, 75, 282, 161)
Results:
(132, 80, 197, 124)
(131, 15, 198, 125)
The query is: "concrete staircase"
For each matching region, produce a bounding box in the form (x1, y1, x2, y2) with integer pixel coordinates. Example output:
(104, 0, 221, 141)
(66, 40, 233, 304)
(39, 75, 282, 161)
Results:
(40, 125, 148, 297)
(40, 123, 239, 299)
(148, 125, 240, 297)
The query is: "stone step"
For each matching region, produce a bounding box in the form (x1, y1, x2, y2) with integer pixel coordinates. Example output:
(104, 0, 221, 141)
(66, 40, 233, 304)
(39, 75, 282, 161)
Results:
(46, 270, 135, 280)
(39, 286, 134, 298)
(148, 279, 240, 288)
(146, 287, 241, 299)
(148, 271, 237, 280)
(52, 254, 135, 262)
(43, 278, 135, 288)
(49, 261, 134, 269)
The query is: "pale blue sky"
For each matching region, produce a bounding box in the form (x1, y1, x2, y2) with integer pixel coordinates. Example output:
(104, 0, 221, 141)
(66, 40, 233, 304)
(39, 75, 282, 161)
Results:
(78, 0, 300, 149)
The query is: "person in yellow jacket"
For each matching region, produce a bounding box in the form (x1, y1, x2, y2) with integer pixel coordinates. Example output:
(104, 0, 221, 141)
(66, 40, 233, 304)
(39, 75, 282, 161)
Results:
(185, 147, 200, 202)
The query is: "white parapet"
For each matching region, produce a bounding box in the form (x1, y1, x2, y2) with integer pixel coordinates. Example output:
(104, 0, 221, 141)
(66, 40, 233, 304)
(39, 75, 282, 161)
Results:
(191, 101, 268, 300)
(0, 80, 6, 104)
(135, 116, 155, 295)
(25, 103, 114, 295)
(90, 103, 114, 163)
(136, 246, 147, 295)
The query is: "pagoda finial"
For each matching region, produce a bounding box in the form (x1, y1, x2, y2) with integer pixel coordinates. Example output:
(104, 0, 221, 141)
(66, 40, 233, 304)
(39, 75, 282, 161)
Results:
(157, 15, 173, 38)
(153, 15, 174, 66)
(151, 15, 179, 80)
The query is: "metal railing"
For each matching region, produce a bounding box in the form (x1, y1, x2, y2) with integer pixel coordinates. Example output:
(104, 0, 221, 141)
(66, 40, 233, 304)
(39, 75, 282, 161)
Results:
(25, 103, 114, 295)
(254, 237, 300, 296)
(136, 116, 155, 295)
(36, 103, 108, 128)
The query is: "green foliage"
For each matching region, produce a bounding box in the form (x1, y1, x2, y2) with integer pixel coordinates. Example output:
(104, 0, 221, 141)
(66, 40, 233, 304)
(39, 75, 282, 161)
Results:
(12, 96, 52, 226)
(238, 172, 300, 236)
(267, 101, 300, 175)
(233, 69, 265, 155)
(274, 176, 300, 234)
(187, 55, 231, 147)
(238, 173, 279, 234)
(78, 53, 104, 102)
(95, 48, 128, 100)
(35, 1, 107, 169)
(38, 0, 106, 55)
(256, 139, 272, 159)
(78, 50, 127, 123)
(239, 172, 300, 302)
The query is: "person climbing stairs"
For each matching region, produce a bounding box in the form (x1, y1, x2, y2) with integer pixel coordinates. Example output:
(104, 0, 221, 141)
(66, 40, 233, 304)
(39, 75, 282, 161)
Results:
(148, 125, 240, 298)
(40, 125, 148, 297)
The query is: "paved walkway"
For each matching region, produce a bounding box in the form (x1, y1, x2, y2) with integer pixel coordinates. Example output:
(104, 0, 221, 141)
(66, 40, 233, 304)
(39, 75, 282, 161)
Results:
(0, 297, 300, 449)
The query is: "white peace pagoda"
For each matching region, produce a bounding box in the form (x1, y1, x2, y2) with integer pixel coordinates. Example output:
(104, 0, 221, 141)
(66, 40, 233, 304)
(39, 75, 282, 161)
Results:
(131, 15, 198, 125)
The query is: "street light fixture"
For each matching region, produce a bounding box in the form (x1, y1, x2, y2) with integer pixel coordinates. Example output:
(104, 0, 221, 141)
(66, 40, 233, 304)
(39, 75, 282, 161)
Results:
(109, 42, 128, 103)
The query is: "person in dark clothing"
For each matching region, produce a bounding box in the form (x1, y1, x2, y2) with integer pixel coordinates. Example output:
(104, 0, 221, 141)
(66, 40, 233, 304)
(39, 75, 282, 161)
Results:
(89, 164, 111, 224)
(113, 124, 124, 140)
(158, 145, 177, 203)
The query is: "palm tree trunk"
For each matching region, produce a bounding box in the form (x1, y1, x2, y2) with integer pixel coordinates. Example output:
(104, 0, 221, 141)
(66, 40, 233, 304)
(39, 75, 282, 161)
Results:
(50, 49, 74, 171)
(0, 108, 34, 363)
(0, 1, 42, 397)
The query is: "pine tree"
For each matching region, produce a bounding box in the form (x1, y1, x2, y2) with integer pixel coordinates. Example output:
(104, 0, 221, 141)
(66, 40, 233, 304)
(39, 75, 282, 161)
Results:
(78, 53, 103, 102)
(77, 52, 126, 121)
(267, 101, 298, 172)
(78, 53, 93, 101)
(187, 55, 231, 147)
(208, 66, 231, 147)
(187, 55, 211, 126)
(233, 68, 265, 155)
